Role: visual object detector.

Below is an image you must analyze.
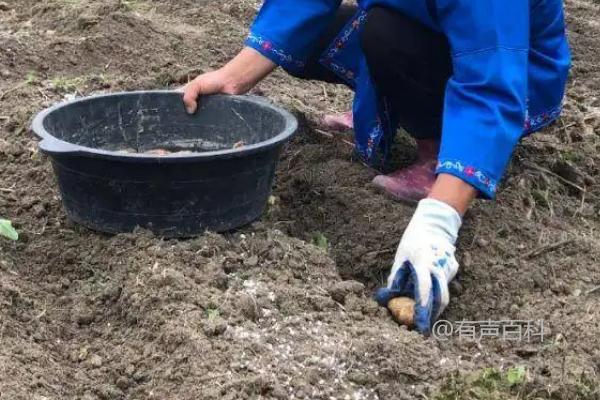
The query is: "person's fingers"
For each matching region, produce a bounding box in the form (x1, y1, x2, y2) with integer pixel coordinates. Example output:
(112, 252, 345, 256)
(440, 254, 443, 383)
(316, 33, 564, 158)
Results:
(387, 253, 409, 288)
(376, 259, 411, 306)
(182, 79, 202, 114)
(376, 258, 409, 306)
(446, 254, 459, 281)
(408, 261, 432, 310)
(413, 287, 434, 335)
(408, 261, 434, 334)
(387, 244, 411, 287)
(374, 287, 402, 307)
(430, 270, 450, 321)
(391, 264, 410, 292)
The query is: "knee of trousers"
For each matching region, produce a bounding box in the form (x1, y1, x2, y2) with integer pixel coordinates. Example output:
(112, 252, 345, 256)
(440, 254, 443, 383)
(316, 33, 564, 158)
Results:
(360, 8, 412, 78)
(361, 7, 450, 78)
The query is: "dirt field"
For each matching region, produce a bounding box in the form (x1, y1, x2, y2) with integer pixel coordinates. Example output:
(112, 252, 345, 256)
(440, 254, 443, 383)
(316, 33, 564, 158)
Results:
(1, 0, 599, 399)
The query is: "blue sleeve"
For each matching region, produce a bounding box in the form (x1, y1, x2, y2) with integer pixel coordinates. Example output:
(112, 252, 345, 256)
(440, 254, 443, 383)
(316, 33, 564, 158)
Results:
(245, 0, 342, 72)
(434, 0, 530, 198)
(528, 0, 570, 121)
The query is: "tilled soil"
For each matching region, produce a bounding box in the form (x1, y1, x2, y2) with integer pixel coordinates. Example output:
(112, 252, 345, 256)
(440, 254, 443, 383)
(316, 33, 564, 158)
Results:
(1, 1, 599, 399)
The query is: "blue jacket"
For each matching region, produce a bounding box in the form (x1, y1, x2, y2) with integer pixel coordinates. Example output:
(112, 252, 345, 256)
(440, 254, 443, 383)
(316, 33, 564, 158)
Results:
(245, 0, 571, 198)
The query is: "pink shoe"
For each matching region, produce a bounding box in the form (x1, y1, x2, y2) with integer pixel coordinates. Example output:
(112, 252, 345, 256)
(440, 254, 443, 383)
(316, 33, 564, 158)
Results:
(317, 111, 355, 148)
(372, 140, 439, 203)
(321, 111, 354, 132)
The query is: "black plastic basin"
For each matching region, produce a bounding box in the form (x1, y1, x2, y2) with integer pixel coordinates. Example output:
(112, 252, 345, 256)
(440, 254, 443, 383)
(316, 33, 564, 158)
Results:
(31, 91, 297, 237)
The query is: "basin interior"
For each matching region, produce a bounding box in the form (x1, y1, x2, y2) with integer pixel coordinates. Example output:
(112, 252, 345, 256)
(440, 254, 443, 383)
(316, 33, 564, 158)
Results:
(41, 93, 289, 153)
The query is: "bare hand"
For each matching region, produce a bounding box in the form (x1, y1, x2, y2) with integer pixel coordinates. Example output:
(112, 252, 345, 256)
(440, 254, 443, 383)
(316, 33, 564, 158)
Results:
(183, 69, 237, 114)
(182, 48, 277, 114)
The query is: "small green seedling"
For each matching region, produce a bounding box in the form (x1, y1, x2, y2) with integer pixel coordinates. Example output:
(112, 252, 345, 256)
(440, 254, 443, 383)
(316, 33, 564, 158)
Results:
(505, 366, 526, 386)
(25, 72, 39, 85)
(435, 366, 528, 400)
(0, 219, 18, 241)
(206, 308, 220, 320)
(51, 76, 83, 93)
(118, 0, 139, 11)
(312, 231, 329, 250)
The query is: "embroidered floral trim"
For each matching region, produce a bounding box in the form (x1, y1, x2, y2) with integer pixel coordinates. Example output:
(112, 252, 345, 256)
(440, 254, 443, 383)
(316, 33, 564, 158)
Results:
(437, 160, 498, 195)
(358, 100, 397, 171)
(246, 34, 305, 70)
(323, 61, 357, 83)
(325, 10, 367, 60)
(319, 10, 368, 86)
(365, 122, 383, 159)
(524, 104, 562, 134)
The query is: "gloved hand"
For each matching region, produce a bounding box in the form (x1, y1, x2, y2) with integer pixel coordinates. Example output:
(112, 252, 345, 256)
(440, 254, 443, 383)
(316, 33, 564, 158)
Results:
(375, 198, 462, 334)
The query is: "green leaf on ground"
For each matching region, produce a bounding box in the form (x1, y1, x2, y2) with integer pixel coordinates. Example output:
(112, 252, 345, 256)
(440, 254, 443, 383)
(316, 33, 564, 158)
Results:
(506, 366, 526, 386)
(0, 219, 18, 241)
(435, 366, 529, 400)
(206, 308, 220, 320)
(312, 232, 329, 250)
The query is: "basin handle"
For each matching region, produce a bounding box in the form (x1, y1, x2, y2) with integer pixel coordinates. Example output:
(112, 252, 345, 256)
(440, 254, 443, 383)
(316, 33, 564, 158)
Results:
(32, 108, 82, 156)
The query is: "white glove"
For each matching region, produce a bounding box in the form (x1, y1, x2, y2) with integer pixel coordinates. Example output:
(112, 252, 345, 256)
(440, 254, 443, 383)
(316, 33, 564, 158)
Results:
(375, 198, 462, 334)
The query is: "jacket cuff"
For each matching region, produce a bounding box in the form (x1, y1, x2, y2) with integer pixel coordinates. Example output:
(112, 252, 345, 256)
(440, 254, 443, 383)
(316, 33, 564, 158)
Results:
(524, 104, 563, 134)
(245, 33, 306, 73)
(436, 160, 498, 199)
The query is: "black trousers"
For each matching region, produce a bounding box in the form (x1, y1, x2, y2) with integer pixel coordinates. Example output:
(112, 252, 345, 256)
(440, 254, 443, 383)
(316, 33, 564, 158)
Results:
(290, 5, 453, 140)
